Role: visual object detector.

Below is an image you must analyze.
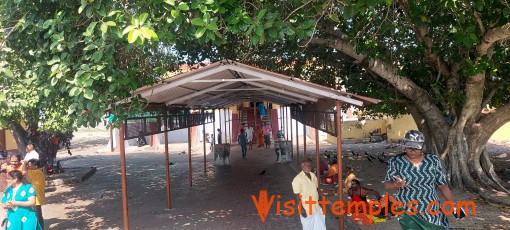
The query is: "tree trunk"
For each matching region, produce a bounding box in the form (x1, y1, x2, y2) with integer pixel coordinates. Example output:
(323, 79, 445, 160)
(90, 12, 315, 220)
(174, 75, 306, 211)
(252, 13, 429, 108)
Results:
(9, 122, 29, 155)
(437, 125, 510, 205)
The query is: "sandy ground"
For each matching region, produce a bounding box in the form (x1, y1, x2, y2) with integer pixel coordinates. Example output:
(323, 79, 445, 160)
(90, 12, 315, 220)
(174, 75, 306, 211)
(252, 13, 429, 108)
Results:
(42, 129, 510, 229)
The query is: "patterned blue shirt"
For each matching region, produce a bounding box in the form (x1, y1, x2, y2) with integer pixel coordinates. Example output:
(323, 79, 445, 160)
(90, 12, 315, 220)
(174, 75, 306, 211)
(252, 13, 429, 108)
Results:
(385, 153, 449, 228)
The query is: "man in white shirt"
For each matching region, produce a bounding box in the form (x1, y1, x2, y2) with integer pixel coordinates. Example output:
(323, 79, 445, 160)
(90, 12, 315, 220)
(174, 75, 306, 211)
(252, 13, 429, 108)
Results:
(24, 144, 40, 163)
(245, 124, 254, 150)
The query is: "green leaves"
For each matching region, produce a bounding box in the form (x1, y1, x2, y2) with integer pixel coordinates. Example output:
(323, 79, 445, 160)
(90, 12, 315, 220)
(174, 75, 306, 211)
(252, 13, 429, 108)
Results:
(178, 2, 190, 11)
(83, 22, 98, 37)
(123, 14, 159, 43)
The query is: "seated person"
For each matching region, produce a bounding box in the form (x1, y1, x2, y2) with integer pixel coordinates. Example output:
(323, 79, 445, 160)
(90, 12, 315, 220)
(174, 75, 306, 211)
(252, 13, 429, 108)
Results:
(347, 179, 382, 215)
(323, 164, 338, 184)
(343, 167, 356, 193)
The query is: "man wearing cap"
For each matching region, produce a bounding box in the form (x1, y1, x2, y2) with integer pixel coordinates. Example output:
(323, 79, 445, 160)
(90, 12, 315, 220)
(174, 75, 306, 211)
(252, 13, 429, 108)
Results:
(383, 130, 460, 229)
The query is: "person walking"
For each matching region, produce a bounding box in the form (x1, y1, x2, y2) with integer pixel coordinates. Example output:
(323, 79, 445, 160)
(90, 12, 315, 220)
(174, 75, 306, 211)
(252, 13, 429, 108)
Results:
(238, 129, 248, 159)
(245, 124, 254, 150)
(291, 159, 326, 230)
(263, 122, 272, 149)
(384, 130, 461, 229)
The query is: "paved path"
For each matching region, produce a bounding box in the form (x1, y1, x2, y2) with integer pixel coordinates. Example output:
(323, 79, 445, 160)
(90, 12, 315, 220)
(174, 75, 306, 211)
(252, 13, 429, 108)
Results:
(43, 136, 510, 229)
(43, 142, 356, 229)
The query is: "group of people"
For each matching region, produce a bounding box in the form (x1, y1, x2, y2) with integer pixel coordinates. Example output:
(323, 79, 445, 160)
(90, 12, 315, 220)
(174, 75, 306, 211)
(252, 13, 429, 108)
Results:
(292, 130, 462, 230)
(235, 122, 272, 159)
(0, 144, 45, 229)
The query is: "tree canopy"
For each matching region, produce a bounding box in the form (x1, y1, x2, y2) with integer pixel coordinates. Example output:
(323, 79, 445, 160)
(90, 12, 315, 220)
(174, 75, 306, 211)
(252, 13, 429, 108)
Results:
(1, 0, 509, 203)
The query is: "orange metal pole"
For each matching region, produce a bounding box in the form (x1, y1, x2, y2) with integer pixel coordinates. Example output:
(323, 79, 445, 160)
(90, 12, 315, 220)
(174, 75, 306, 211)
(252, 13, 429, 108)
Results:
(296, 119, 299, 162)
(285, 107, 289, 141)
(164, 114, 171, 209)
(110, 126, 114, 152)
(119, 124, 129, 229)
(303, 123, 307, 159)
(224, 109, 227, 144)
(213, 110, 216, 145)
(336, 101, 344, 230)
(228, 108, 232, 144)
(203, 118, 206, 174)
(289, 108, 293, 158)
(188, 126, 192, 187)
(315, 114, 320, 190)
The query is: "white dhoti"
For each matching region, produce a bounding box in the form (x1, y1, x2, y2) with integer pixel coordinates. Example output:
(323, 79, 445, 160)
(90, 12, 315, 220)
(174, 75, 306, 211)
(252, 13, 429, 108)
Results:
(299, 211, 326, 230)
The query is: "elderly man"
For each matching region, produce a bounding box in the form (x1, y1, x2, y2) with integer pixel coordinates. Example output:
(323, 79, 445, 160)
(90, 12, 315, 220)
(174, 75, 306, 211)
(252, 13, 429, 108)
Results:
(291, 159, 326, 230)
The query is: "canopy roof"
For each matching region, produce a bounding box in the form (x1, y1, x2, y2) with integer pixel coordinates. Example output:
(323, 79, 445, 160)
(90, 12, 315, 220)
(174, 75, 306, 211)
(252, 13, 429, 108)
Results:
(132, 59, 380, 108)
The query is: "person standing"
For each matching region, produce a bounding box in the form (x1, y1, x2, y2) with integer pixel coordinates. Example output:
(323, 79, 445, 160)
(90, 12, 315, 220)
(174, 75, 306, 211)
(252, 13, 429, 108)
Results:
(237, 129, 248, 159)
(217, 129, 222, 145)
(384, 130, 459, 229)
(291, 159, 326, 230)
(23, 144, 39, 163)
(263, 122, 272, 149)
(1, 170, 42, 229)
(258, 102, 266, 119)
(245, 124, 254, 150)
(24, 160, 46, 229)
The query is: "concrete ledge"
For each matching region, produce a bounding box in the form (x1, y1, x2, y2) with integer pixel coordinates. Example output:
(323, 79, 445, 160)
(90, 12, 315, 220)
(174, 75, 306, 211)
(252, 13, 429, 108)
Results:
(46, 167, 97, 186)
(342, 138, 371, 144)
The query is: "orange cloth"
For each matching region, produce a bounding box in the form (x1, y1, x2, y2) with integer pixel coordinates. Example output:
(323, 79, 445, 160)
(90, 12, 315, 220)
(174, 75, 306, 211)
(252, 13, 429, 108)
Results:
(6, 163, 23, 173)
(256, 128, 264, 146)
(327, 164, 338, 177)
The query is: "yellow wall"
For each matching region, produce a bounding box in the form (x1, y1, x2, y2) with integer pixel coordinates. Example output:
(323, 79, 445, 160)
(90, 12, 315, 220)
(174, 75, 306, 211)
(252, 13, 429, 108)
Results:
(326, 119, 386, 143)
(326, 115, 418, 144)
(327, 114, 510, 144)
(385, 115, 418, 141)
(491, 122, 510, 142)
(5, 130, 17, 151)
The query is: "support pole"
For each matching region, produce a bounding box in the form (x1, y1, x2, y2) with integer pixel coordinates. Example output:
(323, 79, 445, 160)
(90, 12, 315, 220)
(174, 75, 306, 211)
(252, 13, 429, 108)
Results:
(164, 114, 171, 209)
(253, 105, 257, 127)
(228, 108, 232, 144)
(296, 119, 299, 162)
(203, 113, 207, 174)
(213, 110, 216, 145)
(188, 126, 192, 187)
(303, 123, 307, 159)
(315, 114, 320, 190)
(290, 109, 294, 158)
(336, 101, 344, 230)
(119, 124, 129, 229)
(110, 126, 114, 152)
(285, 107, 289, 141)
(224, 109, 227, 144)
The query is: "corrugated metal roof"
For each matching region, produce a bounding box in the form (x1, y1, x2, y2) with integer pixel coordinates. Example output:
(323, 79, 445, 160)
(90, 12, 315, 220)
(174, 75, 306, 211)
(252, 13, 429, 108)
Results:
(132, 59, 380, 108)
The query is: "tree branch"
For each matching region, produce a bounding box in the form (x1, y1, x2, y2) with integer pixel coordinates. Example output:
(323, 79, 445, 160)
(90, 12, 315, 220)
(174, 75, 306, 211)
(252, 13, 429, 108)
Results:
(473, 10, 486, 34)
(480, 86, 498, 113)
(477, 103, 510, 138)
(285, 0, 314, 21)
(399, 0, 452, 78)
(308, 36, 448, 142)
(476, 22, 510, 57)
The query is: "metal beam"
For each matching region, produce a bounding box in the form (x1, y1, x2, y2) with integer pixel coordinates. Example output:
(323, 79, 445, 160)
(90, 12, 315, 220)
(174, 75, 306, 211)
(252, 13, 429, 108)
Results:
(228, 65, 364, 106)
(139, 64, 229, 99)
(188, 91, 236, 106)
(247, 81, 318, 102)
(191, 79, 266, 83)
(166, 81, 237, 105)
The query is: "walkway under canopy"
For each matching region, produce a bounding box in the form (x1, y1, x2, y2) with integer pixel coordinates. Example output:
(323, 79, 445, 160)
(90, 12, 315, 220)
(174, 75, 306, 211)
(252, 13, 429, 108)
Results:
(115, 59, 380, 229)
